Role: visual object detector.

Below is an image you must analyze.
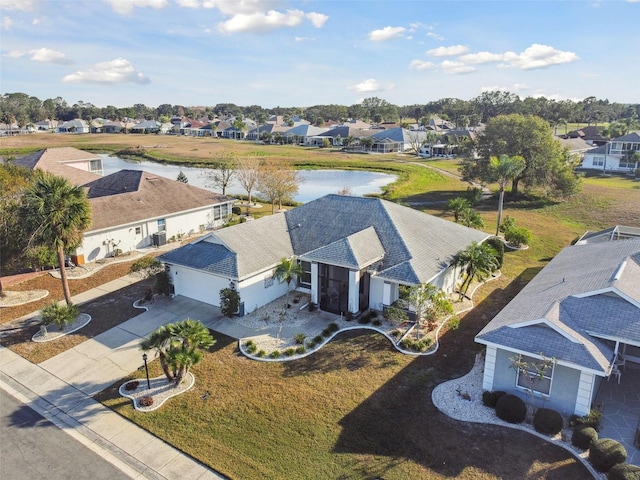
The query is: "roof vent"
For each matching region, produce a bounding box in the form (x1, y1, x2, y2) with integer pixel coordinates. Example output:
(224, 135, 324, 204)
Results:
(146, 176, 159, 181)
(613, 260, 627, 281)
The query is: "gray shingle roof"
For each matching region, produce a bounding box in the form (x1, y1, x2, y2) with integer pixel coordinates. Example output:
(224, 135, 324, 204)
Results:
(162, 194, 489, 284)
(159, 241, 237, 277)
(476, 239, 640, 373)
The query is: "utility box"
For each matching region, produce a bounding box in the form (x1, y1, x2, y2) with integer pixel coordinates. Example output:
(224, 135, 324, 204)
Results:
(71, 254, 85, 266)
(152, 231, 167, 247)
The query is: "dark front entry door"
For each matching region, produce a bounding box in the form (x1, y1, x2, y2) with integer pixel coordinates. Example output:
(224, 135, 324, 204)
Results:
(319, 264, 349, 314)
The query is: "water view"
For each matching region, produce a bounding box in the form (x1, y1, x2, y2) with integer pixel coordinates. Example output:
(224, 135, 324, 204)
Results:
(99, 155, 397, 203)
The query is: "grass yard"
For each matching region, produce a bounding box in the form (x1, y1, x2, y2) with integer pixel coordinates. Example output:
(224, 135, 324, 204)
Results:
(97, 330, 589, 480)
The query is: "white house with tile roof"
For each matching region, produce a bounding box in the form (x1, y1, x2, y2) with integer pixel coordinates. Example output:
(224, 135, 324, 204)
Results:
(159, 194, 489, 316)
(581, 132, 640, 173)
(476, 238, 640, 416)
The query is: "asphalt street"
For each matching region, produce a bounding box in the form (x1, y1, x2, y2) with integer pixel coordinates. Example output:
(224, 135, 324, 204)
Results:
(0, 389, 130, 480)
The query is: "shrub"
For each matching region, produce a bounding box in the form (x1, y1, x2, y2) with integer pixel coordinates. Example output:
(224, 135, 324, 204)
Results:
(358, 315, 370, 324)
(372, 319, 382, 327)
(608, 463, 640, 480)
(246, 343, 257, 354)
(448, 317, 460, 330)
(390, 329, 402, 339)
(572, 425, 598, 450)
(485, 237, 505, 269)
(139, 395, 154, 407)
(295, 346, 306, 355)
(269, 350, 281, 359)
(482, 390, 506, 408)
(313, 335, 323, 344)
(294, 333, 306, 345)
(124, 380, 139, 391)
(569, 409, 603, 430)
(41, 302, 80, 329)
(231, 206, 242, 215)
(533, 408, 564, 435)
(284, 348, 296, 357)
(495, 394, 527, 424)
(328, 322, 339, 332)
(345, 311, 353, 321)
(322, 328, 331, 337)
(499, 216, 516, 234)
(370, 310, 378, 318)
(219, 284, 241, 318)
(505, 226, 532, 247)
(257, 350, 266, 358)
(306, 340, 316, 349)
(589, 438, 627, 472)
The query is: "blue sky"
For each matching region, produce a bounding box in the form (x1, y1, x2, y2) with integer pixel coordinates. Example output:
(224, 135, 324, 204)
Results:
(1, 0, 639, 109)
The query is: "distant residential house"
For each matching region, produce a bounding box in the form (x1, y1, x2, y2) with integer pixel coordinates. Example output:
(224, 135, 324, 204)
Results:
(476, 237, 640, 416)
(282, 124, 329, 145)
(564, 125, 608, 146)
(581, 132, 640, 173)
(370, 127, 424, 153)
(35, 119, 58, 131)
(130, 120, 161, 134)
(14, 147, 234, 264)
(159, 194, 489, 316)
(57, 119, 89, 134)
(575, 225, 640, 245)
(101, 120, 124, 134)
(312, 126, 374, 147)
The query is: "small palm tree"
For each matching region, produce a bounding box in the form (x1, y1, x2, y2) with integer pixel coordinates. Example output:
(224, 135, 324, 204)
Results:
(451, 242, 499, 300)
(273, 257, 304, 312)
(22, 172, 91, 305)
(141, 324, 177, 382)
(446, 197, 470, 223)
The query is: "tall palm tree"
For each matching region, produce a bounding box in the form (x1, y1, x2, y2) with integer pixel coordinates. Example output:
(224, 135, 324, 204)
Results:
(23, 173, 91, 305)
(488, 154, 526, 236)
(140, 324, 176, 382)
(451, 242, 499, 300)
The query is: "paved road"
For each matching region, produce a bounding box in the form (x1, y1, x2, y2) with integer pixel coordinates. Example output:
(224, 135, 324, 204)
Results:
(0, 389, 131, 480)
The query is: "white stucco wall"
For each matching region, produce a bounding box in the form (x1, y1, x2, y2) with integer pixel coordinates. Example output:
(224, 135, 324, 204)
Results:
(170, 265, 229, 306)
(237, 269, 289, 315)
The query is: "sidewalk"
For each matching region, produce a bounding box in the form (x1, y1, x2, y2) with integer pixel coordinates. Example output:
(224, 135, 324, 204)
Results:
(0, 280, 228, 480)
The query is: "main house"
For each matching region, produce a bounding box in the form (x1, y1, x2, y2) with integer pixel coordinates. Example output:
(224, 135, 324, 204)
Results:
(159, 194, 489, 316)
(13, 147, 234, 264)
(581, 132, 640, 173)
(476, 237, 640, 416)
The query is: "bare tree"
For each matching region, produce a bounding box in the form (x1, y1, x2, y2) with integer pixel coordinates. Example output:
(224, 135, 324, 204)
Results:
(257, 163, 301, 213)
(202, 151, 236, 195)
(236, 155, 261, 205)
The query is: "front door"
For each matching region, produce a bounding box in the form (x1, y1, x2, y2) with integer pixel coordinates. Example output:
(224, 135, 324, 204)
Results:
(318, 264, 349, 314)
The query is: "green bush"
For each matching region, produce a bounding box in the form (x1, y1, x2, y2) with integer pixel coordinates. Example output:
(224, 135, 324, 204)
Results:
(358, 315, 370, 324)
(257, 350, 266, 358)
(589, 438, 627, 472)
(294, 333, 306, 345)
(533, 408, 564, 435)
(572, 425, 598, 450)
(448, 317, 460, 330)
(607, 463, 640, 480)
(482, 390, 506, 408)
(295, 346, 306, 355)
(284, 348, 296, 357)
(499, 216, 516, 234)
(231, 206, 241, 215)
(569, 409, 603, 430)
(322, 328, 331, 337)
(306, 340, 316, 349)
(328, 322, 339, 332)
(372, 319, 382, 327)
(269, 350, 281, 359)
(505, 226, 532, 247)
(313, 335, 323, 344)
(41, 302, 80, 329)
(485, 237, 505, 268)
(370, 310, 378, 318)
(495, 394, 527, 424)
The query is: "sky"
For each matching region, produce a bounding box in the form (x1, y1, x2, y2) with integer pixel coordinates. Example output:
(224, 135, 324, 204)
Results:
(1, 0, 639, 109)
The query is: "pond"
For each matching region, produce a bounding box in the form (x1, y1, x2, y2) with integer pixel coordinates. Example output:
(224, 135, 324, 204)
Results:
(99, 155, 397, 203)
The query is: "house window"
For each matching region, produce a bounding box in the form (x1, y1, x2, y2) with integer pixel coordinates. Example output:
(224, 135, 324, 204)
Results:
(298, 260, 311, 289)
(135, 227, 141, 235)
(592, 156, 604, 166)
(214, 205, 221, 221)
(619, 158, 634, 169)
(157, 219, 166, 232)
(515, 354, 553, 396)
(89, 159, 103, 175)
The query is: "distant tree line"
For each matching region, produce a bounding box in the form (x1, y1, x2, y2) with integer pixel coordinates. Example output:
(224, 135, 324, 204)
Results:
(1, 91, 638, 131)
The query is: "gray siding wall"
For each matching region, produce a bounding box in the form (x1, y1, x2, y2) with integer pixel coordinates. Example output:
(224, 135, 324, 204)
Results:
(491, 348, 582, 415)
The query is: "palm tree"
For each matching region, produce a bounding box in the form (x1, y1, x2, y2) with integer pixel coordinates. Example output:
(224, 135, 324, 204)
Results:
(22, 173, 91, 305)
(140, 324, 176, 382)
(273, 257, 304, 312)
(446, 197, 471, 223)
(451, 242, 499, 300)
(488, 154, 526, 236)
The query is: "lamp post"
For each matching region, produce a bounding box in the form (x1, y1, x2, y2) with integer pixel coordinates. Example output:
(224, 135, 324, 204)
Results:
(142, 353, 150, 390)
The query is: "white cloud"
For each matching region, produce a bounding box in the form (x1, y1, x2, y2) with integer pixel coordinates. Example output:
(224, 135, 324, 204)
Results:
(295, 36, 314, 43)
(441, 60, 475, 75)
(202, 0, 281, 15)
(513, 83, 528, 91)
(503, 44, 579, 70)
(409, 59, 436, 70)
(1, 16, 14, 29)
(175, 0, 199, 7)
(426, 32, 444, 41)
(427, 45, 469, 57)
(368, 26, 406, 42)
(62, 58, 150, 85)
(348, 78, 380, 93)
(103, 0, 167, 15)
(0, 0, 39, 11)
(218, 9, 307, 33)
(30, 47, 73, 64)
(5, 50, 25, 58)
(306, 12, 328, 28)
(458, 51, 504, 64)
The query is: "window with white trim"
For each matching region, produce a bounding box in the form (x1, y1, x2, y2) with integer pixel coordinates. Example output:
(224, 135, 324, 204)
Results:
(515, 354, 553, 396)
(298, 260, 311, 289)
(592, 156, 604, 167)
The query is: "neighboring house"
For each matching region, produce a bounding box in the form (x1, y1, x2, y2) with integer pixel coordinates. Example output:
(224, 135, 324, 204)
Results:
(282, 124, 329, 145)
(476, 238, 640, 416)
(575, 225, 640, 245)
(370, 127, 425, 153)
(130, 120, 161, 134)
(564, 125, 608, 146)
(13, 147, 235, 264)
(159, 194, 489, 317)
(78, 170, 235, 263)
(312, 126, 374, 147)
(102, 120, 124, 134)
(581, 132, 640, 173)
(35, 119, 58, 131)
(57, 119, 89, 133)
